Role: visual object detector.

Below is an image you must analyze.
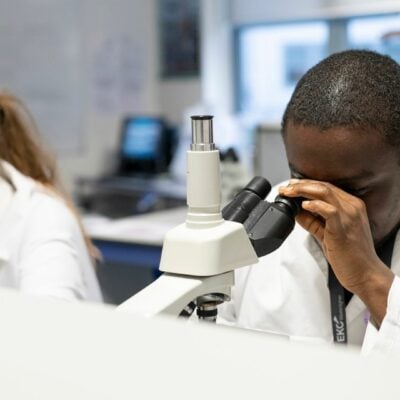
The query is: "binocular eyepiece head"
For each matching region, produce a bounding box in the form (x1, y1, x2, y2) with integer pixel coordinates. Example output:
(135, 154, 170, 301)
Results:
(221, 176, 304, 257)
(222, 176, 302, 223)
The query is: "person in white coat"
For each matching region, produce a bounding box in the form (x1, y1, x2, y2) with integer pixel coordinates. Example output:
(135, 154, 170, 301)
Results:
(0, 92, 102, 302)
(219, 50, 400, 355)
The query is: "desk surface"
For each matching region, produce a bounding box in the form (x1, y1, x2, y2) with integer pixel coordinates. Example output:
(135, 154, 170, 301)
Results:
(83, 207, 187, 246)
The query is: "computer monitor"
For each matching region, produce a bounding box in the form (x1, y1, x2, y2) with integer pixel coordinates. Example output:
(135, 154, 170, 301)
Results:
(118, 116, 173, 176)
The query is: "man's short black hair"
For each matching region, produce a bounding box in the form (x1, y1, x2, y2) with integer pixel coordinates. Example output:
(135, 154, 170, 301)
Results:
(282, 50, 400, 148)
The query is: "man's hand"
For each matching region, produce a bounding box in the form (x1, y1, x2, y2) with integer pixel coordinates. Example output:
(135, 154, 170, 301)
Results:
(279, 179, 394, 327)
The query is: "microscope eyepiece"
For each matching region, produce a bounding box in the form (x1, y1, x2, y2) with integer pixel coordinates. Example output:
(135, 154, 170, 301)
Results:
(222, 176, 271, 223)
(190, 115, 213, 120)
(243, 176, 271, 200)
(190, 115, 215, 151)
(273, 195, 302, 218)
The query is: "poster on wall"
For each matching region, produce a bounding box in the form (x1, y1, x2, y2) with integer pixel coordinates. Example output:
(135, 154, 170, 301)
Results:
(159, 0, 200, 78)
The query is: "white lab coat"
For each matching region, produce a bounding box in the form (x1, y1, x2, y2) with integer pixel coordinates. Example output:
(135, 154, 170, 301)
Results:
(218, 185, 400, 356)
(0, 161, 102, 302)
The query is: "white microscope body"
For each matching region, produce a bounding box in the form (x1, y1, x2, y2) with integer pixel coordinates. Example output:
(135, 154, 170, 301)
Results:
(118, 116, 258, 319)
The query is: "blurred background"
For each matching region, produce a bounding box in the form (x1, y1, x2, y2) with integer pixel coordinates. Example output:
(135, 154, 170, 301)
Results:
(2, 0, 399, 302)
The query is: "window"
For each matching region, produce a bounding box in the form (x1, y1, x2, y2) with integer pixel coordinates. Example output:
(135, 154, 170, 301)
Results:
(236, 13, 400, 123)
(236, 21, 329, 122)
(348, 14, 400, 62)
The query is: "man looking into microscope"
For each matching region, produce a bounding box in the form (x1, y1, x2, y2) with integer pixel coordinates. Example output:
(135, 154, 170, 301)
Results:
(219, 50, 400, 355)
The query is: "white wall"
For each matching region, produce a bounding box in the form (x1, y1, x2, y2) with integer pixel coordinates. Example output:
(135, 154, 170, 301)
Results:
(201, 0, 235, 115)
(158, 78, 202, 124)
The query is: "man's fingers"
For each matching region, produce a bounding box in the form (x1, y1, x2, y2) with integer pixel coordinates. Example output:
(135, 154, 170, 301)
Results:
(301, 199, 343, 233)
(296, 211, 325, 244)
(279, 180, 350, 204)
(302, 199, 337, 219)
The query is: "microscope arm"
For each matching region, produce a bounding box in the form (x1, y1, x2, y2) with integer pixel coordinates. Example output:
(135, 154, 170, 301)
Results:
(117, 272, 233, 318)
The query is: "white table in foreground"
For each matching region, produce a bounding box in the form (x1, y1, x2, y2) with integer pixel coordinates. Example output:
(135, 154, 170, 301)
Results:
(1, 288, 399, 400)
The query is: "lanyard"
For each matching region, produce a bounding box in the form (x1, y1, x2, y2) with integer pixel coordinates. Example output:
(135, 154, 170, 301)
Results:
(328, 234, 396, 344)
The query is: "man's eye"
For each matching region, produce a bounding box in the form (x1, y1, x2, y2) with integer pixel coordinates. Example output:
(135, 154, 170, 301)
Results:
(290, 172, 304, 179)
(346, 187, 368, 196)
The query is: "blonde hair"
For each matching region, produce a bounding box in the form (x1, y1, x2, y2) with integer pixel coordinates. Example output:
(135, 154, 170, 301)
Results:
(0, 92, 99, 261)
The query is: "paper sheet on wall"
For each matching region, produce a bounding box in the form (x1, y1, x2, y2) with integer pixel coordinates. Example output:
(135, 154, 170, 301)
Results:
(0, 0, 83, 155)
(90, 35, 146, 114)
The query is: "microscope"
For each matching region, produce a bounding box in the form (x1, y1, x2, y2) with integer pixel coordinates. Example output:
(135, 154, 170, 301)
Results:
(118, 116, 301, 321)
